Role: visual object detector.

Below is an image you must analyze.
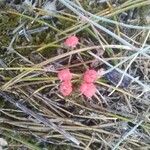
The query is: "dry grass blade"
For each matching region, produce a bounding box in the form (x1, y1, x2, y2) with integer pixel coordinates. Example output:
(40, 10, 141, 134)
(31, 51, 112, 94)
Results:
(112, 120, 143, 150)
(0, 0, 150, 149)
(0, 91, 80, 145)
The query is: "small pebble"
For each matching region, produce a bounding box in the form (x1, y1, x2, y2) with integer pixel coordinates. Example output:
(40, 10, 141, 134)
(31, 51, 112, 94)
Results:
(105, 69, 132, 88)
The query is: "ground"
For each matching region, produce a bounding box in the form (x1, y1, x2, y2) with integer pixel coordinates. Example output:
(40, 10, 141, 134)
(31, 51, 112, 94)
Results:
(0, 0, 150, 150)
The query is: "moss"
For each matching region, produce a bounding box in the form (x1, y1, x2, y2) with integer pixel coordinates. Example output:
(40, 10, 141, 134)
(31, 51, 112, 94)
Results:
(0, 11, 19, 47)
(139, 5, 150, 25)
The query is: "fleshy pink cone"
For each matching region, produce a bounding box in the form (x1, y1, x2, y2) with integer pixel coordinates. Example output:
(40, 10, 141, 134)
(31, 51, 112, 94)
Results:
(58, 69, 72, 81)
(80, 82, 96, 98)
(83, 69, 98, 83)
(64, 35, 79, 48)
(60, 81, 72, 96)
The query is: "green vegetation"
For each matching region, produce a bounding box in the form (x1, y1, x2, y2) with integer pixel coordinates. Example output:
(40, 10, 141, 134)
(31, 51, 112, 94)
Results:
(0, 0, 150, 149)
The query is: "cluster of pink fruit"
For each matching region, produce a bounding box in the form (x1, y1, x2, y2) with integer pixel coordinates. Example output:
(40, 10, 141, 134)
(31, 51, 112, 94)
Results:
(58, 69, 101, 98)
(56, 35, 103, 98)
